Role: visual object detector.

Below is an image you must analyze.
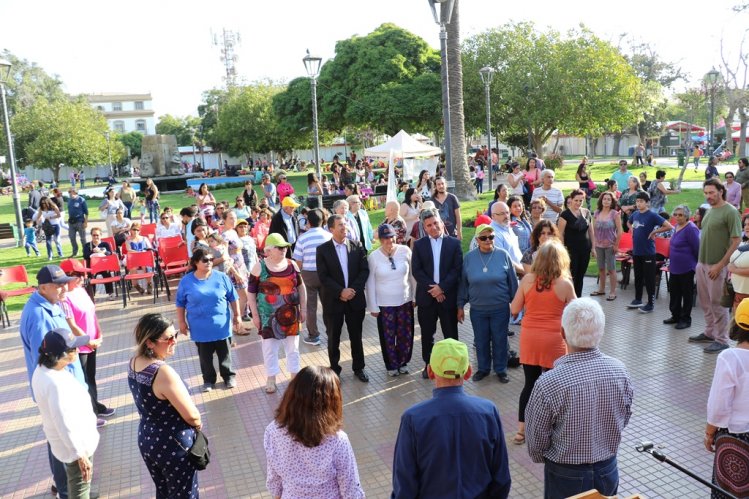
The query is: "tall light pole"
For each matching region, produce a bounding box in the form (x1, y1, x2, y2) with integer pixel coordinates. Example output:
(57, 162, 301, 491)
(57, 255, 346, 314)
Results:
(524, 82, 533, 155)
(198, 124, 206, 171)
(303, 50, 323, 208)
(479, 66, 494, 190)
(704, 67, 720, 157)
(0, 59, 23, 243)
(105, 131, 113, 176)
(428, 0, 456, 190)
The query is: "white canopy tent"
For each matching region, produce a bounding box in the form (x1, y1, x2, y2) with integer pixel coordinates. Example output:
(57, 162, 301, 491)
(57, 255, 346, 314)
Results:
(365, 130, 442, 193)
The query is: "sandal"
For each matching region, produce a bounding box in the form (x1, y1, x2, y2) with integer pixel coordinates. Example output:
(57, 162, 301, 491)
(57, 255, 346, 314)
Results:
(606, 295, 617, 301)
(265, 377, 277, 394)
(590, 291, 606, 296)
(512, 432, 526, 445)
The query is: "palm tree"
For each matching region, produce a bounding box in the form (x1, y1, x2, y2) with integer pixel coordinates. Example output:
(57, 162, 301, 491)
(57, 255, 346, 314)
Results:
(446, 0, 475, 201)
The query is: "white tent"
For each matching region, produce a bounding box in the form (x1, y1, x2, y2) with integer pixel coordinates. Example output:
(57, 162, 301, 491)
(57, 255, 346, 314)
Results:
(364, 130, 442, 158)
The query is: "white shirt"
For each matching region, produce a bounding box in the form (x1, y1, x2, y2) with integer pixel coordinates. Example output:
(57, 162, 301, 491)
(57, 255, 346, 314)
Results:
(365, 245, 415, 312)
(334, 240, 349, 287)
(707, 348, 749, 434)
(32, 365, 99, 463)
(429, 235, 443, 284)
(531, 186, 564, 222)
(155, 223, 182, 244)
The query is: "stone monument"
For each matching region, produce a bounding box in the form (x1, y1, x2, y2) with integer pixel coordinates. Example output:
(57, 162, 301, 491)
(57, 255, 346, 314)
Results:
(131, 134, 199, 192)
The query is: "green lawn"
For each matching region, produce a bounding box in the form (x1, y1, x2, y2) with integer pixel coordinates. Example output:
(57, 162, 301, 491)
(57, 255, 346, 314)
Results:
(551, 158, 728, 182)
(0, 167, 710, 314)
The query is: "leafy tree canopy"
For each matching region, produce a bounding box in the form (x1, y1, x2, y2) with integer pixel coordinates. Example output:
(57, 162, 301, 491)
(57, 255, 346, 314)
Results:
(155, 114, 201, 146)
(462, 23, 642, 152)
(118, 131, 143, 158)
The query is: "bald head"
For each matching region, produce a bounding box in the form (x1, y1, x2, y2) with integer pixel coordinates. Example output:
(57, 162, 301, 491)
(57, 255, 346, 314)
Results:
(491, 202, 510, 226)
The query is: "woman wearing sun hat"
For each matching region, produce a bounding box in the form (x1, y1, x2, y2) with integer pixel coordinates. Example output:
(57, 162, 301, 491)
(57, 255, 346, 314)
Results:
(458, 224, 518, 384)
(248, 233, 307, 394)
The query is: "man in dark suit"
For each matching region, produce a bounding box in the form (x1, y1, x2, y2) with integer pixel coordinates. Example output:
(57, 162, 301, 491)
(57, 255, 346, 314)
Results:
(412, 209, 463, 378)
(269, 196, 300, 257)
(316, 214, 370, 382)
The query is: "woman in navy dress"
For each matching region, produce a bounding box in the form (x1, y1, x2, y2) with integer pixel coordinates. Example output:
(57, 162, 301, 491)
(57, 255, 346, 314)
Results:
(128, 313, 203, 498)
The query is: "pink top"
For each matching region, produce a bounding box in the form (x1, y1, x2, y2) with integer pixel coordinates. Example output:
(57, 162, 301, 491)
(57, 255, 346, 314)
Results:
(61, 287, 101, 354)
(263, 420, 365, 499)
(277, 182, 295, 202)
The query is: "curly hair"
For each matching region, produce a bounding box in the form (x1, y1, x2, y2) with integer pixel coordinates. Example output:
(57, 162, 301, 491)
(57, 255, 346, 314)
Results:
(531, 239, 571, 289)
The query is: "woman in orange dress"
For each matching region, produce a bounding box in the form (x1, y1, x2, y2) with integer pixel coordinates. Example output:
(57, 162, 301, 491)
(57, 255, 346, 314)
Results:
(510, 238, 576, 445)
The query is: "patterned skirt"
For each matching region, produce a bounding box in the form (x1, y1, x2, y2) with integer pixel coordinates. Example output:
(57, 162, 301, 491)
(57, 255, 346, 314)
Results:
(712, 429, 749, 498)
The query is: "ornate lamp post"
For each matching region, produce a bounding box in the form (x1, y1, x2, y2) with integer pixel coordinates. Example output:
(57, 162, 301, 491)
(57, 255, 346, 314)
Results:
(428, 0, 456, 189)
(479, 66, 494, 190)
(303, 50, 323, 208)
(704, 67, 720, 157)
(0, 59, 23, 243)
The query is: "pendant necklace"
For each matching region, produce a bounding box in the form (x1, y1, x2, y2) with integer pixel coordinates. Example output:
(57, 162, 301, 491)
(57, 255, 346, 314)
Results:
(479, 250, 494, 273)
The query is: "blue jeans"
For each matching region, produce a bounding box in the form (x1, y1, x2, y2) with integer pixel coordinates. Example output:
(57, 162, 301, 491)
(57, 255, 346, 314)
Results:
(146, 200, 159, 223)
(470, 306, 509, 374)
(544, 456, 618, 499)
(45, 225, 63, 258)
(123, 201, 133, 219)
(48, 442, 69, 499)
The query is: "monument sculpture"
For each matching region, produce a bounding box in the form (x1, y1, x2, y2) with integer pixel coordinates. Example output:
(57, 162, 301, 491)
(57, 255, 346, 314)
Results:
(139, 135, 184, 177)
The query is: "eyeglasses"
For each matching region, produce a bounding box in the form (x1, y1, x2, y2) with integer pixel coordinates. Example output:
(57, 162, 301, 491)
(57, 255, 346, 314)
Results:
(157, 332, 179, 343)
(477, 234, 495, 241)
(532, 206, 544, 210)
(160, 217, 169, 220)
(200, 257, 214, 264)
(673, 213, 685, 217)
(236, 199, 243, 203)
(388, 256, 396, 270)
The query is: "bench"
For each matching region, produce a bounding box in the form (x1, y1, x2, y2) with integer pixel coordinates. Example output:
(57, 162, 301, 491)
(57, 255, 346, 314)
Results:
(0, 223, 18, 242)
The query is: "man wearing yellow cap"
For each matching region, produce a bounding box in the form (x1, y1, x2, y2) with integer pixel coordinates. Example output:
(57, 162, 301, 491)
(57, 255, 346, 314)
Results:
(269, 196, 301, 258)
(391, 338, 511, 498)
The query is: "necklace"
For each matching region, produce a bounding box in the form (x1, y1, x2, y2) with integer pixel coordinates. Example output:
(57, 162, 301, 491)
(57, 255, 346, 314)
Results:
(478, 249, 494, 273)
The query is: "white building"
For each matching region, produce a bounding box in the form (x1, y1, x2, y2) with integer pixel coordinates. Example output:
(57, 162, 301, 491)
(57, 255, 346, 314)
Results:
(84, 93, 156, 135)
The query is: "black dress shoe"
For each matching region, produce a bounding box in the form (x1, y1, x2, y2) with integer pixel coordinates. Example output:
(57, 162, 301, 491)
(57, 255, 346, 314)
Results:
(663, 317, 678, 325)
(421, 368, 429, 379)
(497, 373, 510, 383)
(675, 321, 691, 330)
(354, 370, 369, 382)
(472, 370, 490, 382)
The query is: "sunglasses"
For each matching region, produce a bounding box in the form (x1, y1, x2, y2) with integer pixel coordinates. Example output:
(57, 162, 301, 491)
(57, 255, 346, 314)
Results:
(160, 217, 169, 220)
(477, 234, 495, 241)
(157, 332, 179, 343)
(200, 257, 214, 264)
(388, 256, 396, 270)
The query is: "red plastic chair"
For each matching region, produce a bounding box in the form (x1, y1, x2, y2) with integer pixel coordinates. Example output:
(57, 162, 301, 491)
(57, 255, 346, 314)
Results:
(124, 250, 158, 306)
(101, 236, 117, 255)
(88, 255, 125, 307)
(615, 232, 634, 289)
(59, 258, 90, 276)
(158, 244, 189, 300)
(0, 265, 36, 327)
(655, 237, 671, 298)
(157, 235, 184, 249)
(139, 223, 157, 244)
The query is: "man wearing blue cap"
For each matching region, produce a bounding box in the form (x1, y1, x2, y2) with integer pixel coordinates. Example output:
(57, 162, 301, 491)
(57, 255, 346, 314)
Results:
(392, 338, 511, 498)
(20, 265, 87, 499)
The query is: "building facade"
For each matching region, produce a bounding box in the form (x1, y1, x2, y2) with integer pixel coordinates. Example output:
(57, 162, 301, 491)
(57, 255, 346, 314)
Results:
(84, 93, 155, 135)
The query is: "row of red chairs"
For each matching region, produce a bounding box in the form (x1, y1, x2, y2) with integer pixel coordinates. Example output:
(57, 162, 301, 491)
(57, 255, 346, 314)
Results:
(615, 231, 671, 297)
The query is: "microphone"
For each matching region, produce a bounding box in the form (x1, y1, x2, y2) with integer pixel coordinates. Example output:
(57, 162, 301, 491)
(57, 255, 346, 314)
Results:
(635, 441, 654, 452)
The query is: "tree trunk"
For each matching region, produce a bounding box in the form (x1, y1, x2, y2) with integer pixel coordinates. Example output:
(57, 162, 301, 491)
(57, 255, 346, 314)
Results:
(739, 110, 747, 157)
(446, 1, 475, 201)
(612, 134, 622, 157)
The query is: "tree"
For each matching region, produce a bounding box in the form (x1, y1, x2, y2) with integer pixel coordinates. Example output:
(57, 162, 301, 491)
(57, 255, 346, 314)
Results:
(462, 23, 642, 155)
(197, 88, 228, 150)
(721, 36, 749, 157)
(12, 97, 111, 182)
(155, 114, 201, 146)
(446, 1, 474, 200)
(119, 131, 143, 158)
(212, 82, 289, 158)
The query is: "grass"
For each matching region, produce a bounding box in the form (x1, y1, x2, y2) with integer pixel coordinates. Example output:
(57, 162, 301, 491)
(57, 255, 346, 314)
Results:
(551, 157, 725, 183)
(0, 166, 713, 314)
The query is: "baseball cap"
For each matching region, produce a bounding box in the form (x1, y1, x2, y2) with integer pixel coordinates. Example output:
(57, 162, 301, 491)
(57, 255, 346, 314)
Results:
(474, 215, 492, 227)
(282, 197, 300, 208)
(735, 298, 749, 329)
(37, 265, 76, 285)
(475, 223, 494, 235)
(378, 224, 397, 239)
(430, 339, 470, 379)
(235, 219, 249, 226)
(40, 328, 90, 356)
(264, 233, 291, 248)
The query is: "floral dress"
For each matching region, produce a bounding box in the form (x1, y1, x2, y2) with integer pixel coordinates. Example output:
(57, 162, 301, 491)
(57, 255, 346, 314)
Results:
(248, 260, 301, 340)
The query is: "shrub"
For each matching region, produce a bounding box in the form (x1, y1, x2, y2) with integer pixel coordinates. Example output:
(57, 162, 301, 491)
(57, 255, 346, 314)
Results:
(543, 153, 564, 171)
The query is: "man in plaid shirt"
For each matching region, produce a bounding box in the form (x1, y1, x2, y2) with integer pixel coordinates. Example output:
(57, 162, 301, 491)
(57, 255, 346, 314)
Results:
(525, 298, 633, 499)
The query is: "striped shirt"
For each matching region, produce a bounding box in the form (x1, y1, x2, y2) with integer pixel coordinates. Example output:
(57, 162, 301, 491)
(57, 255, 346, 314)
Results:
(525, 348, 633, 465)
(292, 227, 331, 272)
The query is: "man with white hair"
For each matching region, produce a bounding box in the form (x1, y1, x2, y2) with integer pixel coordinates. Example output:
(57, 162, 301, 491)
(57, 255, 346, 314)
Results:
(346, 195, 374, 251)
(530, 170, 563, 222)
(525, 298, 633, 499)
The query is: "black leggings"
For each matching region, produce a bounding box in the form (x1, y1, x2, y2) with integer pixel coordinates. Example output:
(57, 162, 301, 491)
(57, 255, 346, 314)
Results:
(519, 364, 545, 423)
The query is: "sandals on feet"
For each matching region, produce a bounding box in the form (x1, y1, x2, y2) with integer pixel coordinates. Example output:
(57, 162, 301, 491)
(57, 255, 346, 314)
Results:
(606, 295, 617, 301)
(512, 432, 526, 445)
(265, 377, 277, 394)
(590, 291, 606, 296)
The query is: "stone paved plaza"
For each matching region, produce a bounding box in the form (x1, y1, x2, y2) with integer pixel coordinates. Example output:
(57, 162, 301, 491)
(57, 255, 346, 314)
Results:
(0, 274, 724, 498)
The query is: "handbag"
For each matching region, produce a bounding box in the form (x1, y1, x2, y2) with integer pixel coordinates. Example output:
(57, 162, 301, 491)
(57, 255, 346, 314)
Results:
(720, 278, 735, 309)
(587, 179, 596, 191)
(42, 219, 56, 236)
(188, 429, 211, 470)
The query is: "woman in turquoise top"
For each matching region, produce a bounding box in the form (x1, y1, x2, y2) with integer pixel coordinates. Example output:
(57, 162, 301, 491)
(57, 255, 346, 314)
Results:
(176, 248, 241, 392)
(508, 195, 532, 253)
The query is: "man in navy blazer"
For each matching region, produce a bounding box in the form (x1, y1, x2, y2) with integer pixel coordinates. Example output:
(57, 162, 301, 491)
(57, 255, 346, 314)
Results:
(411, 209, 463, 378)
(316, 214, 371, 382)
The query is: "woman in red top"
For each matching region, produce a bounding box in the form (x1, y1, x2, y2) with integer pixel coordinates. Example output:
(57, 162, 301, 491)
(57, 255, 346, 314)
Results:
(510, 238, 576, 445)
(276, 175, 295, 202)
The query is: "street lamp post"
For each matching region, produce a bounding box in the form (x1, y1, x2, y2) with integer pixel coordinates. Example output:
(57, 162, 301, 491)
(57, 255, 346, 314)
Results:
(479, 66, 494, 190)
(705, 67, 720, 157)
(428, 0, 456, 190)
(0, 59, 23, 244)
(524, 83, 533, 155)
(105, 131, 113, 177)
(303, 50, 323, 209)
(198, 125, 206, 171)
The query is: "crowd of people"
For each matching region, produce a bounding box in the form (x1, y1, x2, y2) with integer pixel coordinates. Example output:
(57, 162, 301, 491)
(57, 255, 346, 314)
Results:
(13, 154, 749, 498)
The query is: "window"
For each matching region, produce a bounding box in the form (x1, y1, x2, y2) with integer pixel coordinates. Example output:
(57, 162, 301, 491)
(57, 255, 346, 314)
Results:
(136, 120, 146, 132)
(112, 102, 122, 111)
(96, 106, 104, 111)
(113, 121, 125, 133)
(135, 101, 144, 110)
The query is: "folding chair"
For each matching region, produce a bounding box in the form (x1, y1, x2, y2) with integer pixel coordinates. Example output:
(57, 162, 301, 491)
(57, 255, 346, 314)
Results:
(88, 255, 125, 307)
(158, 244, 189, 300)
(139, 223, 157, 244)
(101, 236, 118, 255)
(0, 265, 36, 327)
(123, 250, 158, 306)
(157, 235, 184, 249)
(615, 231, 634, 289)
(654, 237, 670, 298)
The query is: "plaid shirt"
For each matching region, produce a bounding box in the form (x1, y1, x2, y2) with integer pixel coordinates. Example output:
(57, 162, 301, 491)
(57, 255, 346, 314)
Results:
(525, 348, 633, 465)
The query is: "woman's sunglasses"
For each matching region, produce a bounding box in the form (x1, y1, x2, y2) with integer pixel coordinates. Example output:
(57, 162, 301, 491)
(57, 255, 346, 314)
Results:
(477, 234, 495, 241)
